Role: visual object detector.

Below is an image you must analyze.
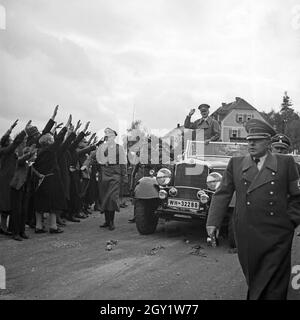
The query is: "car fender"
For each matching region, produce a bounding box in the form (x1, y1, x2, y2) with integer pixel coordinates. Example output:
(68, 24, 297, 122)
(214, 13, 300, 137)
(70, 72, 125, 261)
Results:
(134, 176, 159, 199)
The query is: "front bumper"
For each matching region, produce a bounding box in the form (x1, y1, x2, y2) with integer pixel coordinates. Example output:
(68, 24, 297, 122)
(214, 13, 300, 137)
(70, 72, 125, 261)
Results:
(155, 203, 209, 221)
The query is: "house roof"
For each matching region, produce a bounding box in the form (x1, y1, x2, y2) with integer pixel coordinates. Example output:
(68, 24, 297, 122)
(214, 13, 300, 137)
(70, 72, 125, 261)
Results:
(212, 97, 257, 122)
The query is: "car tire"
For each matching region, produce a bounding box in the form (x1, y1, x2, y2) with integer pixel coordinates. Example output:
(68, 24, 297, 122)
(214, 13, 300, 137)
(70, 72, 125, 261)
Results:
(135, 199, 159, 235)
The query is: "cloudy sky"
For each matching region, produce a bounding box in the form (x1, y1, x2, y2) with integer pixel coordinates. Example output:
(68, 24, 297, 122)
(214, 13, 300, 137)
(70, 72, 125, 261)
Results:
(1, 0, 300, 139)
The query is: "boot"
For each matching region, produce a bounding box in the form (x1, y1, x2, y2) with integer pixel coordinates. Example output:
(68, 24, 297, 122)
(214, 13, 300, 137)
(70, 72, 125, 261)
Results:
(100, 211, 110, 228)
(108, 211, 115, 230)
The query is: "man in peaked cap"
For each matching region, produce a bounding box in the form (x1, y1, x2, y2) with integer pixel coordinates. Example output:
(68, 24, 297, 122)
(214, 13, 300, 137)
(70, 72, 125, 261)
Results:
(206, 118, 300, 300)
(184, 103, 220, 143)
(271, 133, 291, 154)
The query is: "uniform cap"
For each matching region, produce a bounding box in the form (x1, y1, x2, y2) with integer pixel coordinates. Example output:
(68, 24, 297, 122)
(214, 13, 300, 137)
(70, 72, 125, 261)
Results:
(104, 127, 117, 137)
(198, 104, 210, 110)
(271, 133, 291, 149)
(245, 118, 276, 140)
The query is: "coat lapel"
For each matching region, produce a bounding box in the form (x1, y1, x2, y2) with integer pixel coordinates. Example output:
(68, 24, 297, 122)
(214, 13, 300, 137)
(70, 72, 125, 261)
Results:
(247, 152, 277, 193)
(242, 155, 259, 183)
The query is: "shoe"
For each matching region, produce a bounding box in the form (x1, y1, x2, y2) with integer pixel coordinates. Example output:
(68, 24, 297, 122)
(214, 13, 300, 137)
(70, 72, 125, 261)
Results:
(75, 213, 87, 219)
(128, 218, 136, 223)
(108, 224, 115, 231)
(57, 221, 66, 227)
(20, 233, 29, 239)
(83, 208, 92, 215)
(99, 222, 109, 228)
(35, 228, 47, 234)
(49, 228, 64, 234)
(120, 203, 128, 208)
(12, 235, 23, 241)
(0, 228, 12, 236)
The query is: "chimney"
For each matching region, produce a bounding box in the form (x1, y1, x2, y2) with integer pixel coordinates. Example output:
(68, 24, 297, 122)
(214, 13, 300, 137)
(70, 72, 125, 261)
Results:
(222, 103, 226, 107)
(177, 123, 180, 128)
(235, 97, 241, 102)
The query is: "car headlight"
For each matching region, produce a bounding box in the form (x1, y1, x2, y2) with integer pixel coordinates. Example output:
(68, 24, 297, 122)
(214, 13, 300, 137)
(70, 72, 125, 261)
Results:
(159, 190, 168, 199)
(206, 172, 222, 191)
(197, 190, 209, 204)
(156, 168, 172, 186)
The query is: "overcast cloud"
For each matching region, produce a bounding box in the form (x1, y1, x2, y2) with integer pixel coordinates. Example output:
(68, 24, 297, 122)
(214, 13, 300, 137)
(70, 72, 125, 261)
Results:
(1, 0, 300, 138)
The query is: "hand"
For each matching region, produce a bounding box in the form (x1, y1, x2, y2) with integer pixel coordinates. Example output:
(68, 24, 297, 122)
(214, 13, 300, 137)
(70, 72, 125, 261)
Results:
(93, 136, 98, 145)
(90, 132, 96, 141)
(75, 120, 82, 133)
(68, 124, 74, 132)
(25, 120, 32, 131)
(188, 108, 195, 117)
(65, 114, 72, 128)
(83, 121, 90, 133)
(51, 105, 59, 120)
(206, 226, 219, 238)
(84, 131, 91, 137)
(88, 132, 96, 144)
(11, 119, 19, 130)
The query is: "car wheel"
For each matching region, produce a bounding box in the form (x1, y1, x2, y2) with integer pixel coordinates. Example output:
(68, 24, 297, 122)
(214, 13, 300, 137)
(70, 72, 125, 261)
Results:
(135, 199, 159, 235)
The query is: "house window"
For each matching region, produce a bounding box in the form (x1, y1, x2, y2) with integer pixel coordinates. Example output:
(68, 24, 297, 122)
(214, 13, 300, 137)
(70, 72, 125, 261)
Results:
(232, 129, 238, 138)
(237, 114, 243, 123)
(246, 114, 254, 121)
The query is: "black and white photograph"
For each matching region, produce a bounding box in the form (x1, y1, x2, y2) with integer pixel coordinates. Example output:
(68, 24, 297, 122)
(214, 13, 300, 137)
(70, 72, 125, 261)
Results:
(1, 0, 300, 304)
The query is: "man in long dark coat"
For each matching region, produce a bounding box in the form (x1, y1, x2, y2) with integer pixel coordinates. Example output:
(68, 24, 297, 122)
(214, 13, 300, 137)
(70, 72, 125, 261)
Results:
(206, 119, 300, 300)
(0, 120, 26, 235)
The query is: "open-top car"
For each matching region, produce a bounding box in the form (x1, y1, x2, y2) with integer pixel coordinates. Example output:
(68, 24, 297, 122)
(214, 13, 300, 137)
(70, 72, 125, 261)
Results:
(133, 140, 249, 247)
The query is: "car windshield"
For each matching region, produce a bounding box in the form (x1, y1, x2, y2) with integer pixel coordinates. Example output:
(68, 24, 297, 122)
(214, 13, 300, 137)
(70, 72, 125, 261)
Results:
(186, 141, 249, 160)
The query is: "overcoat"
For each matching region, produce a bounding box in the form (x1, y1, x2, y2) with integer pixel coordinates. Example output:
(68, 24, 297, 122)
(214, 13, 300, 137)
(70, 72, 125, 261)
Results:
(207, 152, 300, 300)
(33, 127, 67, 212)
(184, 116, 220, 141)
(97, 142, 127, 212)
(0, 131, 26, 212)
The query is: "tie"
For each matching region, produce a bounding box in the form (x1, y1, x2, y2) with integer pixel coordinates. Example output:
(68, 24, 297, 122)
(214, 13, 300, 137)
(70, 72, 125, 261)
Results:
(254, 158, 260, 165)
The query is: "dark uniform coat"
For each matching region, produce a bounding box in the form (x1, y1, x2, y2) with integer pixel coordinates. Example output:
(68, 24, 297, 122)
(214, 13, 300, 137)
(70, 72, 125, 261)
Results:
(184, 116, 220, 141)
(33, 127, 67, 212)
(0, 131, 26, 212)
(207, 152, 300, 300)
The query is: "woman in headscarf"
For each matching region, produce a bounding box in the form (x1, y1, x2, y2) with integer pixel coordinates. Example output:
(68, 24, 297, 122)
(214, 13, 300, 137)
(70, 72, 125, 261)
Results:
(97, 128, 127, 230)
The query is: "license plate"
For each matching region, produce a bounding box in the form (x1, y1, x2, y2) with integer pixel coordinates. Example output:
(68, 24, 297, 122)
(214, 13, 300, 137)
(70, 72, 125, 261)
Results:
(168, 199, 200, 210)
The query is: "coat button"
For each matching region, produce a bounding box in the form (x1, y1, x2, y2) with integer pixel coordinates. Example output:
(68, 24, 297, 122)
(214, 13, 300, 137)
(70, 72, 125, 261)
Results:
(270, 212, 274, 216)
(270, 191, 274, 195)
(244, 182, 247, 185)
(272, 172, 275, 175)
(271, 181, 275, 185)
(247, 201, 250, 205)
(269, 202, 273, 206)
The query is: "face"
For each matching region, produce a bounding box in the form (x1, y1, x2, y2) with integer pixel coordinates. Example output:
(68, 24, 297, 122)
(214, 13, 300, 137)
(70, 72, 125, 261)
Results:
(200, 108, 209, 118)
(271, 145, 288, 154)
(247, 138, 270, 158)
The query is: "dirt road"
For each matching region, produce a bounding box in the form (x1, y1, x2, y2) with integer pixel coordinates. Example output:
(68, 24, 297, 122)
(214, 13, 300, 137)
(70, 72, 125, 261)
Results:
(0, 203, 299, 300)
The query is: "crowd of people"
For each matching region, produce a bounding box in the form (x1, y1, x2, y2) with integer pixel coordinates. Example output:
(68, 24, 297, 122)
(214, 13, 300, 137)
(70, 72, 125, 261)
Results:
(0, 106, 133, 241)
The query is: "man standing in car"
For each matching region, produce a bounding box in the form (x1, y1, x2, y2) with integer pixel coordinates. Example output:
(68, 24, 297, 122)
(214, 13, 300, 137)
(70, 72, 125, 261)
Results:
(184, 104, 220, 144)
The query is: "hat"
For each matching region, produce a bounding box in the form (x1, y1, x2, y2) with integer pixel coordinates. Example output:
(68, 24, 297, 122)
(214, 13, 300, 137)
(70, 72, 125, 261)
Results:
(104, 127, 117, 137)
(245, 119, 276, 140)
(26, 126, 40, 138)
(271, 133, 291, 149)
(198, 104, 210, 110)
